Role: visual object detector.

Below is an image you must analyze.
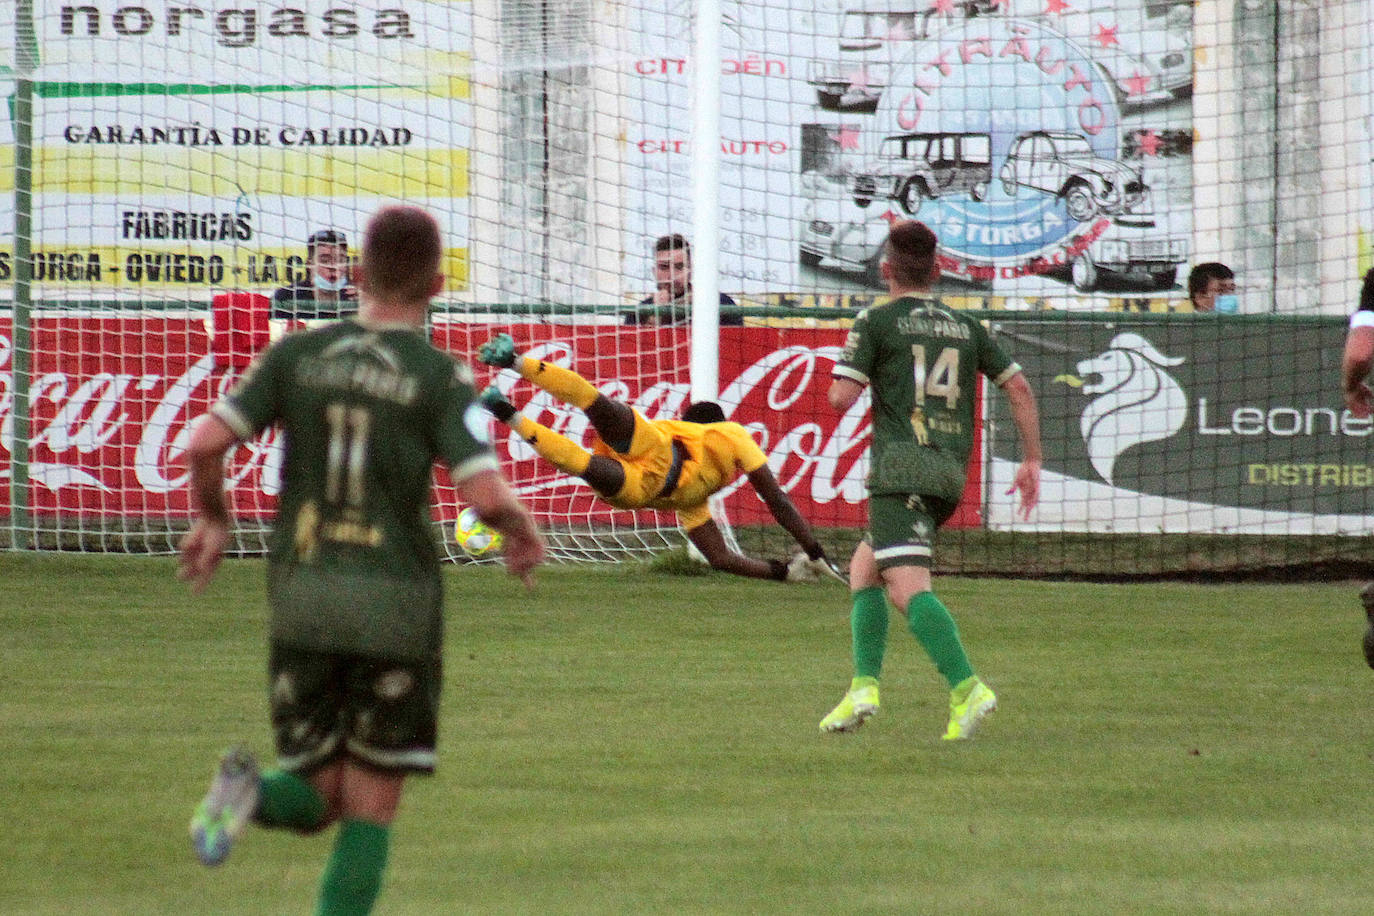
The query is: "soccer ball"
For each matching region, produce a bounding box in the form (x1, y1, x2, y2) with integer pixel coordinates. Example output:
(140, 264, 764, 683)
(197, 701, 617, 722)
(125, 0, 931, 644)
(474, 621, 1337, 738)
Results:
(453, 506, 503, 557)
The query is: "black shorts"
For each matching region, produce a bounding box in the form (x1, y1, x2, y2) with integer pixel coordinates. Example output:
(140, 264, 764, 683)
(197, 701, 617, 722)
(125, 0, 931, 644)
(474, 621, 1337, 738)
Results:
(268, 641, 441, 776)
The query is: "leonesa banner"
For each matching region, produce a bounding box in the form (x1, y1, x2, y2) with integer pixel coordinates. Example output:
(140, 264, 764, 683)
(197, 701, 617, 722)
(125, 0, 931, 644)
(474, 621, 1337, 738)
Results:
(984, 318, 1374, 535)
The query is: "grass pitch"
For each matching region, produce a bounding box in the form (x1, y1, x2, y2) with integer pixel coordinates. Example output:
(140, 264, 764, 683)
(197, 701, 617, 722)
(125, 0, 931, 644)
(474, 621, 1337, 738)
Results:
(3, 553, 1374, 914)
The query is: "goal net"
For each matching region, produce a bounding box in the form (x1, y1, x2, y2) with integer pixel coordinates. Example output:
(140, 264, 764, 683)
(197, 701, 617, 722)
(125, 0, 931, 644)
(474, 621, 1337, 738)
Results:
(3, 2, 1374, 578)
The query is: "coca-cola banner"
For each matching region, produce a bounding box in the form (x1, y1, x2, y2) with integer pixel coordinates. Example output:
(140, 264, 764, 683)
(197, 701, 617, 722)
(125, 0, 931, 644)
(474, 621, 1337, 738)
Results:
(1, 319, 986, 529)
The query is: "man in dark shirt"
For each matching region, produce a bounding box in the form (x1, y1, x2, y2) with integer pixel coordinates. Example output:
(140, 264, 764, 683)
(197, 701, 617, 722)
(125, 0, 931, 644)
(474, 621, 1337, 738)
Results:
(626, 233, 742, 326)
(272, 228, 358, 319)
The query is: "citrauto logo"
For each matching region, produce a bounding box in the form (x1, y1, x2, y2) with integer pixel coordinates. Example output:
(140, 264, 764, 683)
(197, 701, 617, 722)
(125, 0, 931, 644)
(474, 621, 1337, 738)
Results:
(1054, 333, 1187, 485)
(870, 17, 1128, 283)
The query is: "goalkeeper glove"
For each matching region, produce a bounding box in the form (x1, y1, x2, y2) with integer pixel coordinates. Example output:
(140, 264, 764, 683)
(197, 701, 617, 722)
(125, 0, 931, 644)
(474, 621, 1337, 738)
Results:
(784, 550, 848, 585)
(803, 543, 848, 585)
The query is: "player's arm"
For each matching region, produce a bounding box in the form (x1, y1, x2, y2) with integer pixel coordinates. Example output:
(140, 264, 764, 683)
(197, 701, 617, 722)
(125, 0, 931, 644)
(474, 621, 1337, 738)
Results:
(177, 413, 241, 593)
(450, 467, 546, 589)
(998, 371, 1042, 520)
(828, 377, 865, 413)
(685, 519, 785, 579)
(1342, 326, 1374, 418)
(745, 465, 843, 582)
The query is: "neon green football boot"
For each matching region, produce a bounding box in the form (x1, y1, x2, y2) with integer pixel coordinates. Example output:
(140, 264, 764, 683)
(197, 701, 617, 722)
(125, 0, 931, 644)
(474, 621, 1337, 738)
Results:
(942, 677, 997, 741)
(819, 677, 880, 733)
(189, 745, 260, 866)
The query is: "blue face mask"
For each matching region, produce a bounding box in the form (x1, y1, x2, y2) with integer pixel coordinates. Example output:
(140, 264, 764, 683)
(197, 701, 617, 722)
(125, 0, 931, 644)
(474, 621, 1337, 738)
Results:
(1214, 293, 1239, 313)
(313, 272, 349, 292)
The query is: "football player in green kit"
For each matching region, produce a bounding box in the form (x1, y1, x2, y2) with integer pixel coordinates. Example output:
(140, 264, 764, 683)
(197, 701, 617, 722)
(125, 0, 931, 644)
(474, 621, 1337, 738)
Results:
(819, 220, 1042, 741)
(179, 205, 544, 914)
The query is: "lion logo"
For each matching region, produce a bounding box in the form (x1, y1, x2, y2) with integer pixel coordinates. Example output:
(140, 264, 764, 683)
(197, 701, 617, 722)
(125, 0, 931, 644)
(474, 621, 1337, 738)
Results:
(1055, 333, 1187, 484)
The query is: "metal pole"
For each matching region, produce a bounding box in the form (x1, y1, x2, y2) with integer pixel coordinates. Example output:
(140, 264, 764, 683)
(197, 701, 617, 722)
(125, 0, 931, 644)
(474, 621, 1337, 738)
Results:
(689, 0, 721, 402)
(11, 0, 38, 544)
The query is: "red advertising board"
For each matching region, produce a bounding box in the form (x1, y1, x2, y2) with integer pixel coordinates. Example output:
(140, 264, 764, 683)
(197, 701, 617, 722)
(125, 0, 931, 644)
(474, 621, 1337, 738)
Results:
(0, 318, 983, 530)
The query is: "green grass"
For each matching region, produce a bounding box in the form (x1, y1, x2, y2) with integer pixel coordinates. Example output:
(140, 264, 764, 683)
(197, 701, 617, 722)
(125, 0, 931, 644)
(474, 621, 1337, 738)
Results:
(3, 553, 1374, 914)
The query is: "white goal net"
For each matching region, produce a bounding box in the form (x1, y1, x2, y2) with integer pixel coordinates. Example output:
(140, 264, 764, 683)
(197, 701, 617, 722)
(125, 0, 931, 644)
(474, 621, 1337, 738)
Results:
(5, 2, 1374, 577)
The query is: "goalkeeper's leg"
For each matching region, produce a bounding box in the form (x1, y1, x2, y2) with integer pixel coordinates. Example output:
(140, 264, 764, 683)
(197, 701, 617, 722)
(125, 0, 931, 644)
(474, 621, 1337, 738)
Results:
(480, 334, 636, 449)
(481, 387, 626, 497)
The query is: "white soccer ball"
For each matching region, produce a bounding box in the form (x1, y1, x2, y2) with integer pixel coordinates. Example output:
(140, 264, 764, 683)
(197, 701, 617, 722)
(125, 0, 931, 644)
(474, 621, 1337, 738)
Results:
(453, 506, 503, 557)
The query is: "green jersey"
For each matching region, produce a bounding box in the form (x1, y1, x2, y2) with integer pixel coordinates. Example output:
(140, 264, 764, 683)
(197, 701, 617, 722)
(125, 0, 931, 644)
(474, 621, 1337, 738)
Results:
(212, 319, 499, 660)
(834, 296, 1020, 501)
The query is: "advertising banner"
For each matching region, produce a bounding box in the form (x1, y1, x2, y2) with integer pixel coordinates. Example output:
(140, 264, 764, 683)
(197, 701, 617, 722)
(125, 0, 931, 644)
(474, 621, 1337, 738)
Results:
(625, 0, 1193, 303)
(3, 321, 990, 529)
(986, 318, 1374, 534)
(3, 1, 471, 297)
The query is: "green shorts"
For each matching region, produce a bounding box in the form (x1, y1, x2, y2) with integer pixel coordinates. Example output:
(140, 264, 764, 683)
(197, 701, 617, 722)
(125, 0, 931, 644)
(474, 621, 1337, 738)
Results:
(866, 492, 959, 571)
(268, 641, 442, 776)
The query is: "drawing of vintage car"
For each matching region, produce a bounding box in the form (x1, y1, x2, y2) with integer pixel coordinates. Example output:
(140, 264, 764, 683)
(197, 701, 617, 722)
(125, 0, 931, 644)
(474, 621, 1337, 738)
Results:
(850, 131, 992, 214)
(808, 1, 996, 112)
(799, 197, 891, 288)
(999, 131, 1149, 222)
(998, 0, 1192, 107)
(1067, 217, 1188, 292)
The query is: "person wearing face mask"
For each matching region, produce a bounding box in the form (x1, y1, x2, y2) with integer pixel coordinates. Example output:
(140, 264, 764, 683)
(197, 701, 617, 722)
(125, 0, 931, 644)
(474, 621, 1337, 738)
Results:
(272, 229, 358, 319)
(1187, 262, 1237, 313)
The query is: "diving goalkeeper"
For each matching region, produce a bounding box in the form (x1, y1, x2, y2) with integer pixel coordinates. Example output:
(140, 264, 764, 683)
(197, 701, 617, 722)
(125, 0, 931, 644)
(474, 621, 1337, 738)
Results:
(477, 333, 842, 583)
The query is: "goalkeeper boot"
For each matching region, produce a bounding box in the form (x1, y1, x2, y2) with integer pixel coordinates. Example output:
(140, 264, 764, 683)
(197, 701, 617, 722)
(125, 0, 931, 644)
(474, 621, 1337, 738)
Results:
(942, 676, 996, 741)
(1361, 582, 1374, 670)
(819, 677, 880, 733)
(478, 333, 519, 369)
(479, 385, 517, 423)
(189, 745, 260, 866)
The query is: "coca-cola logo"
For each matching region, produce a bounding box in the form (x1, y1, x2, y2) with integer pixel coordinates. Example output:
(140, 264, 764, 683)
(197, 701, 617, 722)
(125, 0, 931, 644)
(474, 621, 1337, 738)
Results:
(0, 321, 888, 526)
(0, 331, 280, 506)
(486, 338, 869, 510)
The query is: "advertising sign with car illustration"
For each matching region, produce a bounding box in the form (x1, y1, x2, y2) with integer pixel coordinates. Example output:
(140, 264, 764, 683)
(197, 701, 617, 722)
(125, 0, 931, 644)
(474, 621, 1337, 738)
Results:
(623, 0, 1193, 303)
(792, 6, 1191, 297)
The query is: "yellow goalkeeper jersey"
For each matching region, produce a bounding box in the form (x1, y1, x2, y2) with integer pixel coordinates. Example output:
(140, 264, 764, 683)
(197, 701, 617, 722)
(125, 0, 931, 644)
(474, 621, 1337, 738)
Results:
(591, 419, 769, 529)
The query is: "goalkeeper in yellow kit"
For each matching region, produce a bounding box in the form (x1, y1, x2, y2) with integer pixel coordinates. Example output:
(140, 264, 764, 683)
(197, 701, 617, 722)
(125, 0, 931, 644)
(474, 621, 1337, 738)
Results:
(477, 333, 843, 582)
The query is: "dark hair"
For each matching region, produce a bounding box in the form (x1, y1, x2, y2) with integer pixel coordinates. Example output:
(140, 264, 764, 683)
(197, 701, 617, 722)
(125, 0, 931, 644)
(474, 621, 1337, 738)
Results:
(307, 229, 347, 259)
(681, 401, 726, 424)
(361, 206, 442, 301)
(1187, 262, 1234, 298)
(884, 220, 938, 287)
(654, 233, 691, 258)
(1360, 269, 1374, 312)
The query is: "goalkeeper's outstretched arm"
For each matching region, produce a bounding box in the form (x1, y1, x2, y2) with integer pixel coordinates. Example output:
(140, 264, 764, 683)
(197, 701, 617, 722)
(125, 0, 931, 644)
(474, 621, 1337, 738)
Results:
(745, 465, 843, 577)
(677, 467, 844, 583)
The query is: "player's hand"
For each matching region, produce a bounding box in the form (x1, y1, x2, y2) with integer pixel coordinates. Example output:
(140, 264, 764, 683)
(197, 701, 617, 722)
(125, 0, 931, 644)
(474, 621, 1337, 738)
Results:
(813, 555, 849, 585)
(178, 517, 231, 594)
(501, 529, 546, 591)
(786, 551, 848, 585)
(1007, 458, 1041, 520)
(785, 552, 820, 582)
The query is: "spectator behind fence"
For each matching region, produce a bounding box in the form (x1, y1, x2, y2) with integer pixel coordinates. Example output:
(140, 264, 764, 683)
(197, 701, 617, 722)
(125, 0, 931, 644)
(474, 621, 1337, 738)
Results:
(1187, 262, 1237, 313)
(272, 229, 358, 319)
(626, 234, 742, 327)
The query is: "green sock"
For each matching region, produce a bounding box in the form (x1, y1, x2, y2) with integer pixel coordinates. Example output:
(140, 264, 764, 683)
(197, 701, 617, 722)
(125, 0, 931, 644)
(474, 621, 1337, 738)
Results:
(255, 769, 327, 832)
(907, 591, 974, 689)
(850, 587, 889, 680)
(316, 819, 391, 916)
(254, 769, 328, 834)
